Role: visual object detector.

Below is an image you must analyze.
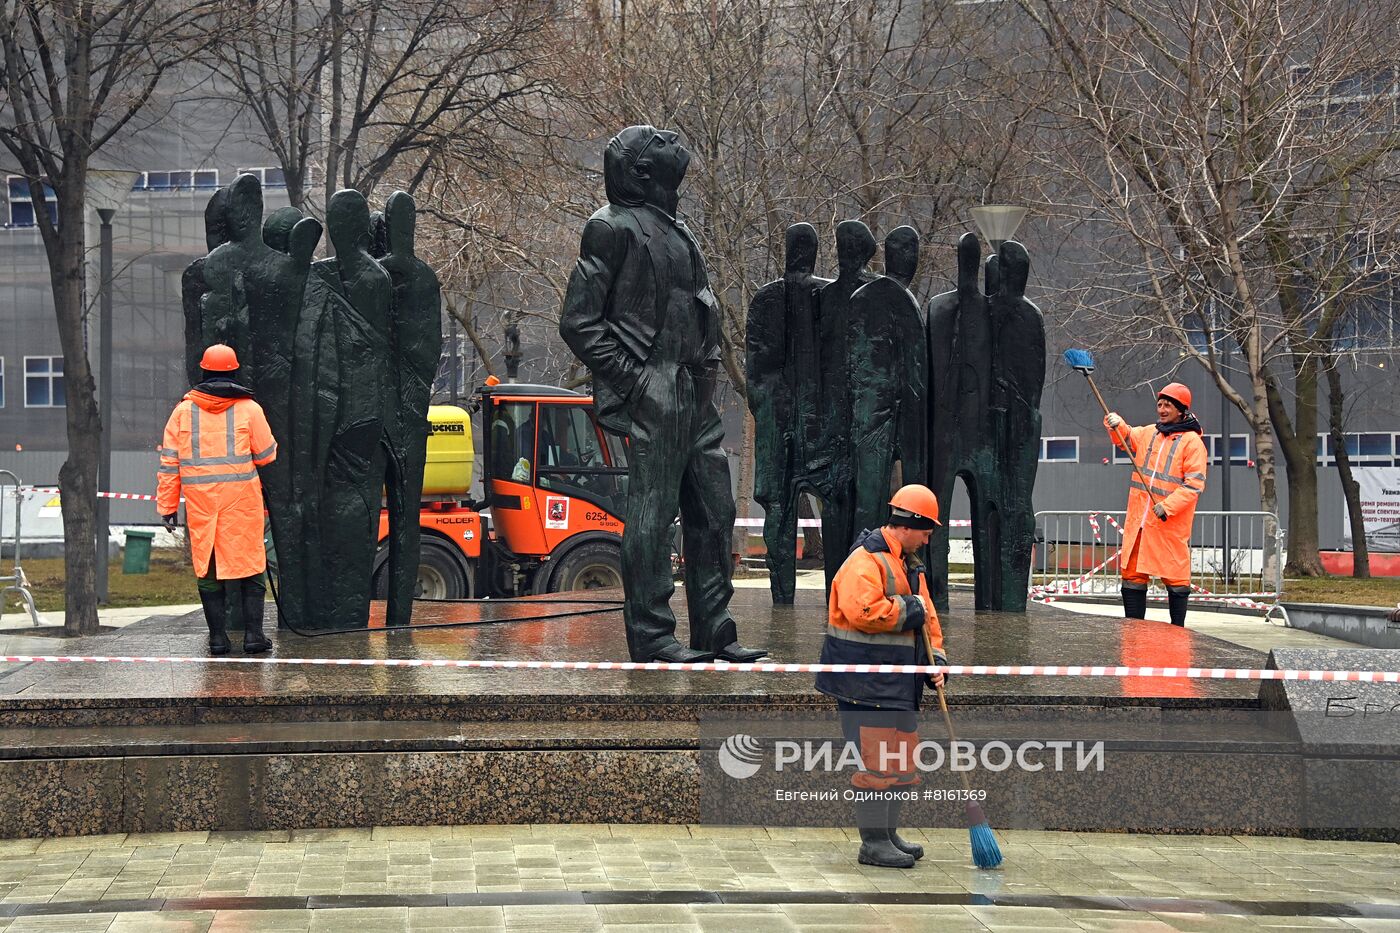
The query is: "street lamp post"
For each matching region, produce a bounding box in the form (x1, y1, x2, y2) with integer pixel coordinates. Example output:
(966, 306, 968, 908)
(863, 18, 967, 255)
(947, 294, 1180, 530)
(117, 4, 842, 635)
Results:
(972, 204, 1030, 252)
(1218, 334, 1233, 585)
(87, 171, 139, 603)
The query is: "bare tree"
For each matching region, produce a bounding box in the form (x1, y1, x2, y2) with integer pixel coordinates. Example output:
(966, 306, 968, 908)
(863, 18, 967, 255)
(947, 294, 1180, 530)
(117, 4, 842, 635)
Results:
(1015, 0, 1400, 576)
(558, 0, 1022, 520)
(211, 0, 560, 212)
(0, 0, 221, 633)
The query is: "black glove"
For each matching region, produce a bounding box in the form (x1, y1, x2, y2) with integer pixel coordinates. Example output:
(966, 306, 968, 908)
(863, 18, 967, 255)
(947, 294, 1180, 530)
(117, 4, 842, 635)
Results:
(1153, 503, 1168, 521)
(162, 513, 179, 532)
(899, 595, 926, 630)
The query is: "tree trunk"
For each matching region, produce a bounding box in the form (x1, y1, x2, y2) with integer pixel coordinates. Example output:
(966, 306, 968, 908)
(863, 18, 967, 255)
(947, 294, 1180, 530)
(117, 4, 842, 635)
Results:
(51, 187, 101, 635)
(735, 409, 755, 560)
(324, 0, 345, 211)
(1326, 359, 1370, 577)
(1246, 365, 1283, 586)
(1270, 361, 1327, 577)
(1280, 438, 1325, 577)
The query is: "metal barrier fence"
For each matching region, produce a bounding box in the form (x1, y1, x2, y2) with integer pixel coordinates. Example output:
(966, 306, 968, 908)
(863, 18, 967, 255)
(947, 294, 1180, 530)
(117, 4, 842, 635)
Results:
(0, 470, 41, 625)
(1032, 510, 1285, 601)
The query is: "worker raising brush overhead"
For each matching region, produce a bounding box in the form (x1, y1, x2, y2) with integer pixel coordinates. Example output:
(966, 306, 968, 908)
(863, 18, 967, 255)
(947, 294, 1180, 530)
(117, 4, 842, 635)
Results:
(1064, 350, 1208, 627)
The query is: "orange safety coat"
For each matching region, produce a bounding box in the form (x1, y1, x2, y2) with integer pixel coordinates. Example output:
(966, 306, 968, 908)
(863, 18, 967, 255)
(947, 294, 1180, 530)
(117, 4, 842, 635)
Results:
(1107, 419, 1207, 584)
(815, 527, 948, 711)
(157, 389, 277, 580)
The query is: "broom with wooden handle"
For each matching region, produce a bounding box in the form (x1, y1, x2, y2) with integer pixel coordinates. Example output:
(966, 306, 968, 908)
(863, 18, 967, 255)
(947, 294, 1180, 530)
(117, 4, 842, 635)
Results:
(923, 623, 1003, 869)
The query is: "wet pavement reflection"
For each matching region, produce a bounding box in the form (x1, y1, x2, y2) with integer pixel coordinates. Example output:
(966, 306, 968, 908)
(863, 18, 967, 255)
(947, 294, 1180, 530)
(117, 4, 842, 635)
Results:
(0, 588, 1263, 705)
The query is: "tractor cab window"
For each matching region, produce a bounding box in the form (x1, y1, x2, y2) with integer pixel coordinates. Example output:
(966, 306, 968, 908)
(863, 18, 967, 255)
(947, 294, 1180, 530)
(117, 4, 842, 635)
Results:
(535, 402, 628, 517)
(489, 401, 535, 483)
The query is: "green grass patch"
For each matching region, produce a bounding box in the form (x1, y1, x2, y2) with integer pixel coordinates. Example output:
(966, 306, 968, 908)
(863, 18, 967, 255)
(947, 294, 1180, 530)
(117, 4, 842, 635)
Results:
(9, 550, 197, 613)
(1282, 575, 1400, 609)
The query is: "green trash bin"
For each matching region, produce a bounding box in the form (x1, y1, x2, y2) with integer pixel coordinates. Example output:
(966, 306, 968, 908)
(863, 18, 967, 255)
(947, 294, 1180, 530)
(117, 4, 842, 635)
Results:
(122, 529, 156, 575)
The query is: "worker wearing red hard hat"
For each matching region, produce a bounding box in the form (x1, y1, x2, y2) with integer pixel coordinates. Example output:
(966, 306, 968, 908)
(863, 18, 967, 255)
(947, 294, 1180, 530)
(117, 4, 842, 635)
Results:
(815, 484, 948, 870)
(156, 345, 279, 655)
(1104, 382, 1208, 626)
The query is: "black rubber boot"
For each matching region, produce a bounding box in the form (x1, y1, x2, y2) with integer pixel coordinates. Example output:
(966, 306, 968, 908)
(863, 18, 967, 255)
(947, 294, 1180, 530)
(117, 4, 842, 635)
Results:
(1121, 585, 1148, 620)
(1167, 586, 1190, 627)
(888, 796, 924, 860)
(199, 587, 231, 656)
(242, 576, 273, 654)
(854, 796, 915, 868)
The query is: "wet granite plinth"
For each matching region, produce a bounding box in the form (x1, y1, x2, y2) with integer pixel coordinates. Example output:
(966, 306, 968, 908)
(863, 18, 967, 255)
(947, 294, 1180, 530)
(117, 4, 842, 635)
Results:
(1260, 648, 1400, 841)
(0, 750, 699, 838)
(0, 589, 1291, 839)
(0, 589, 1263, 726)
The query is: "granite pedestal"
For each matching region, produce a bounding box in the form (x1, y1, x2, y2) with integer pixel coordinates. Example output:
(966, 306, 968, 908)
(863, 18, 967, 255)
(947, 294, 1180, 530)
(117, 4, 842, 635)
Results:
(0, 590, 1358, 839)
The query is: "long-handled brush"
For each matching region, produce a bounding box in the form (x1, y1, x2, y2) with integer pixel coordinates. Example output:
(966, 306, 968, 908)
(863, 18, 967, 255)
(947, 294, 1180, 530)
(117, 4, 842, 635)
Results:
(924, 625, 1003, 869)
(1062, 348, 1161, 511)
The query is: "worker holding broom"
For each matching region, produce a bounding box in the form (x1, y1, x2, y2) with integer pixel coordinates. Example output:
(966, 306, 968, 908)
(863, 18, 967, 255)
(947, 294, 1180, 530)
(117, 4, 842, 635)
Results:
(816, 484, 1001, 871)
(1105, 383, 1208, 627)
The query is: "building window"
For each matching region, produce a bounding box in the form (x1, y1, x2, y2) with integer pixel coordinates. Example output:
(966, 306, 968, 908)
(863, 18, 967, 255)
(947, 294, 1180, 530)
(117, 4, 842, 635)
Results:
(24, 356, 64, 408)
(1297, 66, 1399, 136)
(1204, 433, 1250, 466)
(131, 169, 219, 192)
(1317, 432, 1396, 465)
(236, 166, 313, 189)
(1039, 437, 1079, 462)
(5, 176, 58, 227)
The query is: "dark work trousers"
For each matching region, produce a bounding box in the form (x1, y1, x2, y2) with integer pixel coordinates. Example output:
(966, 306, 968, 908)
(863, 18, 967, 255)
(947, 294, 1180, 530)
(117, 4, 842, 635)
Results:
(622, 360, 738, 660)
(197, 553, 266, 628)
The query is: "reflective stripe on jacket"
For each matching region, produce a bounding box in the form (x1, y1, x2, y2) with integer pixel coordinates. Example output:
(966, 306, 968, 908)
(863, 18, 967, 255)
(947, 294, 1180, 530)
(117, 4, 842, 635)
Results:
(1107, 420, 1208, 583)
(815, 527, 948, 711)
(157, 389, 277, 579)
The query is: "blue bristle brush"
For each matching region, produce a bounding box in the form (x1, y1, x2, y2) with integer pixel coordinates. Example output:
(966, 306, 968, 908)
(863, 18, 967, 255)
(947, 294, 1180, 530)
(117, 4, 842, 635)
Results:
(924, 627, 1003, 869)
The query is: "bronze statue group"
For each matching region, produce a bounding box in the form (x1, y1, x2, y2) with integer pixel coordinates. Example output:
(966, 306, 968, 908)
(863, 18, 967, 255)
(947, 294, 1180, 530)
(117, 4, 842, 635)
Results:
(182, 175, 442, 632)
(176, 124, 1043, 667)
(747, 224, 1046, 615)
(561, 124, 1046, 668)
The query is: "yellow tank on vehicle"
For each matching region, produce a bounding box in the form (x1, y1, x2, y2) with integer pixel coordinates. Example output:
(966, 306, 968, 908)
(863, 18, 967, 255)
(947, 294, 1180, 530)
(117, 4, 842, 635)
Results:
(422, 405, 475, 494)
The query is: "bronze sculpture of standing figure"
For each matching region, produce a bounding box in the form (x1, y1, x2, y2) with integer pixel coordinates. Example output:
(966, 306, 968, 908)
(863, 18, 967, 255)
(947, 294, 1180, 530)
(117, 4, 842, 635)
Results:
(745, 223, 828, 604)
(560, 125, 767, 664)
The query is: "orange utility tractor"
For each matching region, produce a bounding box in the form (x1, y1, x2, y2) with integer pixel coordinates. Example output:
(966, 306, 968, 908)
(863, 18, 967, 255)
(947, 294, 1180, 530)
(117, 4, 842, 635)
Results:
(372, 381, 629, 599)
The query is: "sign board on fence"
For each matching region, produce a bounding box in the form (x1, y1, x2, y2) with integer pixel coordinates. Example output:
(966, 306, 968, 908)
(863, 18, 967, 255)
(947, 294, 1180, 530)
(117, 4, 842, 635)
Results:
(1343, 467, 1400, 553)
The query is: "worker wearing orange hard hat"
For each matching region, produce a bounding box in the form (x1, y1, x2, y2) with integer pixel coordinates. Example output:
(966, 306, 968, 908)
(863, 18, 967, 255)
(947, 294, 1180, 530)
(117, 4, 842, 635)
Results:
(816, 484, 948, 870)
(156, 344, 278, 655)
(1104, 382, 1208, 627)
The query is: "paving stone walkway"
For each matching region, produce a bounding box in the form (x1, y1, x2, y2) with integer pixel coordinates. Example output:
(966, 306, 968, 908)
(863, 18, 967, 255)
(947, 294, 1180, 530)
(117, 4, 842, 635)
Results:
(0, 826, 1397, 931)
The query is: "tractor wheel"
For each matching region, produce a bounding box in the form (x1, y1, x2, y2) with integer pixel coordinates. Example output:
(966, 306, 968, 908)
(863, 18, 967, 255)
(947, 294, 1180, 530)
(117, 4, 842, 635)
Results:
(549, 540, 623, 592)
(373, 537, 473, 600)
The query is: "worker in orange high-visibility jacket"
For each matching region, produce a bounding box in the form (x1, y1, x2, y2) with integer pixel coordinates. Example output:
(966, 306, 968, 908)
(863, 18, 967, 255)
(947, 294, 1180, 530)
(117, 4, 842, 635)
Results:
(157, 344, 278, 655)
(815, 484, 949, 871)
(1105, 382, 1208, 627)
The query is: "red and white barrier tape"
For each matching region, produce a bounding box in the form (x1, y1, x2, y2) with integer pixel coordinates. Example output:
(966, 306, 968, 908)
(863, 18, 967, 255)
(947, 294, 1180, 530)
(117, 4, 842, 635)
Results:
(20, 486, 165, 503)
(1030, 548, 1122, 597)
(0, 654, 1396, 681)
(732, 518, 972, 528)
(20, 489, 986, 522)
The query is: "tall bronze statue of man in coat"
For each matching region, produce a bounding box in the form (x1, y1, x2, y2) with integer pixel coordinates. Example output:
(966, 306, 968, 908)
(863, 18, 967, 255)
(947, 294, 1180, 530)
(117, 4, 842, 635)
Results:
(561, 125, 767, 664)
